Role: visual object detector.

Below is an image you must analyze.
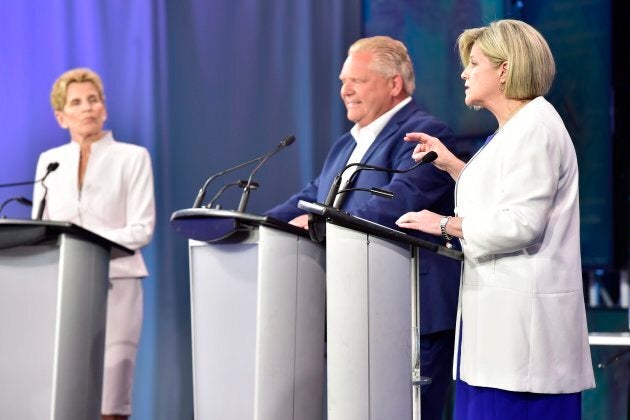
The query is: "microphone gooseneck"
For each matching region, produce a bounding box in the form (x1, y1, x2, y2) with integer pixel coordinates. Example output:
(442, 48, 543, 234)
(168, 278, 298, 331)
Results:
(192, 135, 295, 209)
(237, 135, 296, 212)
(35, 162, 60, 220)
(0, 161, 60, 188)
(325, 151, 438, 209)
(207, 180, 259, 209)
(0, 196, 33, 218)
(192, 155, 263, 208)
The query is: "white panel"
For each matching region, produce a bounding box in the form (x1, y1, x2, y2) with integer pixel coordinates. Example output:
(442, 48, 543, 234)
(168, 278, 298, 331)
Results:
(255, 226, 325, 420)
(190, 241, 258, 420)
(326, 224, 370, 420)
(326, 223, 413, 420)
(367, 235, 412, 420)
(0, 246, 59, 420)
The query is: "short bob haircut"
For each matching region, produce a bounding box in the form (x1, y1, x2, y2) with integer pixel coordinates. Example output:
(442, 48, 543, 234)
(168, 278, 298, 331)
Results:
(349, 36, 416, 96)
(50, 67, 106, 112)
(457, 19, 555, 99)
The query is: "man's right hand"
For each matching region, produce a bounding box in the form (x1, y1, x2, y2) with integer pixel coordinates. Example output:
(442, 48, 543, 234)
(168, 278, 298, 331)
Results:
(289, 214, 309, 230)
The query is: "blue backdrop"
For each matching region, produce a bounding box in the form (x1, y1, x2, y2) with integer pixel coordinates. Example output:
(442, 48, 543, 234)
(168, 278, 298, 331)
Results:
(0, 1, 614, 418)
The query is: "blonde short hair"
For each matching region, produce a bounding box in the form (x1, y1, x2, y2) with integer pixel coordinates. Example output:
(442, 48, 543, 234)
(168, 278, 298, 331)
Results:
(457, 19, 555, 99)
(50, 67, 106, 111)
(349, 36, 416, 95)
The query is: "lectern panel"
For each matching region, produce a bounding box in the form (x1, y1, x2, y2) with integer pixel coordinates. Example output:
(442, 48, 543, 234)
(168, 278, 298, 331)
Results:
(190, 241, 259, 420)
(0, 245, 59, 419)
(255, 226, 325, 420)
(326, 223, 413, 420)
(0, 233, 109, 420)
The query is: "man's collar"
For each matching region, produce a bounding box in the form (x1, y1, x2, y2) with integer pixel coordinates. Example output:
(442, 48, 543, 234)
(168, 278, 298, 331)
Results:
(350, 96, 412, 142)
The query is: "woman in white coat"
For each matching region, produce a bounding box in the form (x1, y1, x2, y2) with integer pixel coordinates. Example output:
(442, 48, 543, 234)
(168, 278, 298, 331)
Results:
(396, 19, 594, 419)
(33, 68, 155, 420)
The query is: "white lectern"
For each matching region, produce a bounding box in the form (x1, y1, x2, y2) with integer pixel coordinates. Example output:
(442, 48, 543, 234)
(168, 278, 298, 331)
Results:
(298, 201, 463, 420)
(0, 219, 132, 420)
(171, 208, 326, 420)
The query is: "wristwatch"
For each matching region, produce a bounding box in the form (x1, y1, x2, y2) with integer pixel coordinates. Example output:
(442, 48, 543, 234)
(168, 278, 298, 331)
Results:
(439, 216, 453, 242)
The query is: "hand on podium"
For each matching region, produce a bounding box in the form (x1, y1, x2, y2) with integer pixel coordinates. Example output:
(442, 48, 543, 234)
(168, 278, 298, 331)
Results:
(289, 214, 309, 229)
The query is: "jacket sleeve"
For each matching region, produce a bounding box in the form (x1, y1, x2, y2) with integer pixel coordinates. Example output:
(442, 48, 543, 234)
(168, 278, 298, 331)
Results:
(461, 122, 562, 259)
(98, 148, 156, 250)
(265, 176, 320, 221)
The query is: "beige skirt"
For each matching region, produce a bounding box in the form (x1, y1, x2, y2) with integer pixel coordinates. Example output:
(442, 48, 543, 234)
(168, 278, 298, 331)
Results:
(101, 278, 143, 416)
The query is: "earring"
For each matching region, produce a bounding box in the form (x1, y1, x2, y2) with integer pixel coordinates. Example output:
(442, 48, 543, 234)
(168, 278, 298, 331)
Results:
(499, 82, 505, 93)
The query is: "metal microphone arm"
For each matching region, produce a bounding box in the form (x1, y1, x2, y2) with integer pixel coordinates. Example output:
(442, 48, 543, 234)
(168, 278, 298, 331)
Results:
(0, 196, 33, 218)
(237, 135, 295, 212)
(0, 162, 59, 188)
(192, 156, 263, 208)
(325, 151, 438, 209)
(33, 162, 59, 221)
(337, 187, 394, 200)
(206, 180, 259, 209)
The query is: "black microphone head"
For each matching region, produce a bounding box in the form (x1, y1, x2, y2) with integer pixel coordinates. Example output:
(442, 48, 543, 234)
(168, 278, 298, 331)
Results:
(17, 197, 34, 206)
(421, 151, 438, 164)
(47, 162, 60, 172)
(280, 135, 296, 147)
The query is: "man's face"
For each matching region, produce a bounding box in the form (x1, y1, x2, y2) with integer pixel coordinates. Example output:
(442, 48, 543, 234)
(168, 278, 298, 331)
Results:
(339, 52, 398, 128)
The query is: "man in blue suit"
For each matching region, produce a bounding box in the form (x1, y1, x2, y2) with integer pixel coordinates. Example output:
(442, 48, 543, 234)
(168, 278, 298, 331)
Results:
(267, 36, 460, 420)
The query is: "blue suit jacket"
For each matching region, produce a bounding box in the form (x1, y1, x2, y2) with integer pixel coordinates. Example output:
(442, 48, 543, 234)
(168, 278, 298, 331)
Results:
(267, 100, 460, 334)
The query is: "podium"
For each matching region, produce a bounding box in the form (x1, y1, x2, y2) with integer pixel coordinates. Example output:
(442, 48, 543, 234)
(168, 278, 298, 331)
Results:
(298, 201, 463, 420)
(171, 208, 326, 420)
(0, 219, 132, 420)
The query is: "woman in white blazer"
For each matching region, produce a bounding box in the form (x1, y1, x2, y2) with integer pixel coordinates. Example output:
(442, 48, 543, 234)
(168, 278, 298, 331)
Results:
(396, 20, 594, 419)
(32, 68, 155, 420)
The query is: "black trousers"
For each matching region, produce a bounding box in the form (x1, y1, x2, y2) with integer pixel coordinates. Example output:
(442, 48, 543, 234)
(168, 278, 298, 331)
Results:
(420, 329, 456, 420)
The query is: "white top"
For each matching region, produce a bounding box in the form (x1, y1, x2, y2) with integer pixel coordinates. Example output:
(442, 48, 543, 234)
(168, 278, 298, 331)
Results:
(32, 132, 156, 278)
(454, 97, 595, 393)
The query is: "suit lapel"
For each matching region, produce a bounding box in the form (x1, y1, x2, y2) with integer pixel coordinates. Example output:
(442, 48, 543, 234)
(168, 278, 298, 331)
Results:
(360, 100, 417, 164)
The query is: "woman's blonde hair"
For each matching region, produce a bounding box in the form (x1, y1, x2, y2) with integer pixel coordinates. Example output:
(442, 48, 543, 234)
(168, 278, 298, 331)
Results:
(50, 67, 105, 111)
(457, 19, 555, 99)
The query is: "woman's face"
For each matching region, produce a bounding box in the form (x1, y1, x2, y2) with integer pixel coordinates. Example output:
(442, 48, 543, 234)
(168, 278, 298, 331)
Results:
(460, 43, 504, 108)
(55, 81, 107, 140)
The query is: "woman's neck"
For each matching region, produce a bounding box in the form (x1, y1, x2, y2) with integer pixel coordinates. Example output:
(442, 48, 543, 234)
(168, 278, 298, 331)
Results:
(71, 130, 107, 147)
(494, 98, 531, 128)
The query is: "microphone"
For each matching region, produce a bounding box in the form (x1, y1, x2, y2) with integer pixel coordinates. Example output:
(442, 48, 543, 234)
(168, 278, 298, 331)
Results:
(35, 162, 60, 220)
(192, 135, 295, 208)
(337, 187, 394, 200)
(207, 180, 259, 209)
(237, 135, 295, 212)
(324, 151, 437, 208)
(0, 196, 33, 218)
(0, 161, 60, 188)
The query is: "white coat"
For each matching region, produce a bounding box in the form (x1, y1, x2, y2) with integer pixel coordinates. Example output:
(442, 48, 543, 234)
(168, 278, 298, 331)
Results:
(32, 132, 155, 278)
(455, 96, 595, 393)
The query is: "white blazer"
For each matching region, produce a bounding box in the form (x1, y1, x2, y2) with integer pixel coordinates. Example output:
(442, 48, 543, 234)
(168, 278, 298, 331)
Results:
(32, 132, 155, 279)
(455, 97, 595, 393)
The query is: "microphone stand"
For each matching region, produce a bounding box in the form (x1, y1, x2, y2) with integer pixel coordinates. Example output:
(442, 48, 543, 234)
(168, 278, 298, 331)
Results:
(0, 196, 33, 218)
(192, 135, 295, 209)
(35, 183, 49, 220)
(207, 180, 259, 209)
(237, 135, 295, 212)
(33, 163, 59, 221)
(192, 156, 263, 208)
(325, 151, 438, 209)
